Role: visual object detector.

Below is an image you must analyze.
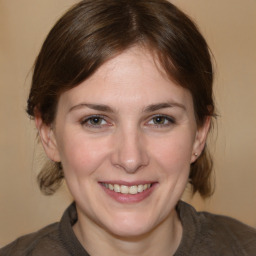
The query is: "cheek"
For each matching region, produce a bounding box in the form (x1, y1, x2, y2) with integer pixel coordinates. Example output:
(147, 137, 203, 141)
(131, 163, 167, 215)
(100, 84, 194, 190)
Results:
(57, 133, 110, 176)
(150, 131, 195, 173)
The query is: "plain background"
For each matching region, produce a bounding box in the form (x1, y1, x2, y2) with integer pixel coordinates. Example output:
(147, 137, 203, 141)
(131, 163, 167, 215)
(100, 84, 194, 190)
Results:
(0, 0, 255, 246)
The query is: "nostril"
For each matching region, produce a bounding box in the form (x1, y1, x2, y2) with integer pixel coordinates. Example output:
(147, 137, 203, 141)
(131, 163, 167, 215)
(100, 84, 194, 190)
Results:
(114, 161, 148, 174)
(110, 132, 149, 173)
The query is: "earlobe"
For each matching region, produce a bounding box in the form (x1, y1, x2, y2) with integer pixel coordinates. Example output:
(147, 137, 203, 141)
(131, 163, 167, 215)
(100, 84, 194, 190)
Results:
(191, 116, 211, 163)
(35, 116, 61, 162)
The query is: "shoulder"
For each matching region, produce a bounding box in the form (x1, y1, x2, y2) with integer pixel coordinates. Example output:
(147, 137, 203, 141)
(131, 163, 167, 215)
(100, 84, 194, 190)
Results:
(0, 202, 82, 256)
(0, 222, 68, 256)
(201, 211, 256, 252)
(177, 201, 256, 255)
(201, 211, 255, 242)
(201, 210, 256, 235)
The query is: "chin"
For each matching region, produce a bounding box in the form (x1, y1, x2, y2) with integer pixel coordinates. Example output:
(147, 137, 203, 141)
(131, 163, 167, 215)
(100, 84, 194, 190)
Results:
(103, 213, 155, 238)
(109, 225, 151, 239)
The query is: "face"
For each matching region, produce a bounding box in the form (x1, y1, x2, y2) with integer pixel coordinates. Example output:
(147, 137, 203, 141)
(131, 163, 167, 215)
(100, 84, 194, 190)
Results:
(38, 47, 209, 238)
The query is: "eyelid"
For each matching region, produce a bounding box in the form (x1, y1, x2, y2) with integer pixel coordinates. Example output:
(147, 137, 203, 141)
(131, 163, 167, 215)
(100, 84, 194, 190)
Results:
(79, 114, 175, 129)
(80, 114, 111, 128)
(145, 114, 175, 126)
(80, 114, 104, 122)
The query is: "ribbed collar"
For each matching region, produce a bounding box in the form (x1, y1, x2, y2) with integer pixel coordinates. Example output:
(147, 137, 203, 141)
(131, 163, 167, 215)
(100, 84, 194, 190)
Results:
(174, 201, 199, 256)
(58, 201, 199, 256)
(59, 202, 90, 256)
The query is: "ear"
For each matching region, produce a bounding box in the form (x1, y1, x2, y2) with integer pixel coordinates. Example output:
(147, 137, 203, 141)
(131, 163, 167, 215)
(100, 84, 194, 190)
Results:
(191, 116, 211, 163)
(35, 115, 61, 162)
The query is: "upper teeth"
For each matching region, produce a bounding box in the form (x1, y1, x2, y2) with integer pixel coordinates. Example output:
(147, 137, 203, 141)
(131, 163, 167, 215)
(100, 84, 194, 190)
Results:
(102, 183, 151, 195)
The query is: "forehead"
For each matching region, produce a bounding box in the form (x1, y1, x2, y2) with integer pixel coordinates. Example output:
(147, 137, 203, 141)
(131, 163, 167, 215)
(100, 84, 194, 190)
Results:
(58, 47, 194, 112)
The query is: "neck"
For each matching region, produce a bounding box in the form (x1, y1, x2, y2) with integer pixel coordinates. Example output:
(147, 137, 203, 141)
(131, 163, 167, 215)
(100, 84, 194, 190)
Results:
(73, 209, 182, 256)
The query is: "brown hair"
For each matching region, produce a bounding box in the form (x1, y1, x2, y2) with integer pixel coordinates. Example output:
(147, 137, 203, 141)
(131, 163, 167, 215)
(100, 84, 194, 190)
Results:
(27, 0, 215, 197)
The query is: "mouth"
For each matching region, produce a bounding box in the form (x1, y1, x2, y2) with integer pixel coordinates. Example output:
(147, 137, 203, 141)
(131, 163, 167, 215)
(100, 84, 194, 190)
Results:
(100, 183, 152, 195)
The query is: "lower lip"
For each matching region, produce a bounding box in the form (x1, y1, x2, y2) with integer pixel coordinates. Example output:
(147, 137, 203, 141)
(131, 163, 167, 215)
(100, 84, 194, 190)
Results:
(100, 184, 157, 203)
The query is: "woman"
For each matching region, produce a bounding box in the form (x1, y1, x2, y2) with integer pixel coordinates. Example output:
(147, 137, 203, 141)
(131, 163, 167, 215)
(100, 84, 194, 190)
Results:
(1, 0, 255, 255)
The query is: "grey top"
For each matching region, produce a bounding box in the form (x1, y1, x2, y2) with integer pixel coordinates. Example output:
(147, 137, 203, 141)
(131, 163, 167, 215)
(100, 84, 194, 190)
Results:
(1, 201, 256, 255)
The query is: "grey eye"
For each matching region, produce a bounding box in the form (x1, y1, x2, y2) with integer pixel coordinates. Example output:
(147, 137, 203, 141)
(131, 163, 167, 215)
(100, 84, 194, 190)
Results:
(89, 117, 104, 125)
(152, 116, 167, 125)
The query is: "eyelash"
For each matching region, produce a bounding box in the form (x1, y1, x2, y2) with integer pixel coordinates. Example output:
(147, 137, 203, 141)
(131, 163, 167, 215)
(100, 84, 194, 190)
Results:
(80, 115, 109, 128)
(80, 114, 175, 129)
(146, 115, 175, 127)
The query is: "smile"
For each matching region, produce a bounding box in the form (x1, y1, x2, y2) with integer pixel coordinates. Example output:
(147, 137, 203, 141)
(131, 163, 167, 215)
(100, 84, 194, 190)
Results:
(101, 183, 152, 195)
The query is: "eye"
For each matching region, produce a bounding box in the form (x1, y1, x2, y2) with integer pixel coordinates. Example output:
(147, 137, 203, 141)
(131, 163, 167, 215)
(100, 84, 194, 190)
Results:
(147, 115, 175, 127)
(152, 116, 168, 125)
(81, 115, 108, 128)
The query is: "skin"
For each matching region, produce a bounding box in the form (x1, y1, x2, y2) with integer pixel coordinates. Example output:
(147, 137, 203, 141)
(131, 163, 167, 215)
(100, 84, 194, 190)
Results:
(36, 47, 210, 256)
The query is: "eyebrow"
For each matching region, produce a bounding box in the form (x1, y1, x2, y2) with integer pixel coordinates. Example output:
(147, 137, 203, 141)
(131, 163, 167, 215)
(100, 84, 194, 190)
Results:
(69, 102, 186, 113)
(143, 102, 186, 112)
(69, 103, 114, 113)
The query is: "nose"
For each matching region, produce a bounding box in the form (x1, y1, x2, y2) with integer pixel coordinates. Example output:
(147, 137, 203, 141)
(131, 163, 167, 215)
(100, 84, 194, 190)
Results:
(111, 127, 149, 173)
